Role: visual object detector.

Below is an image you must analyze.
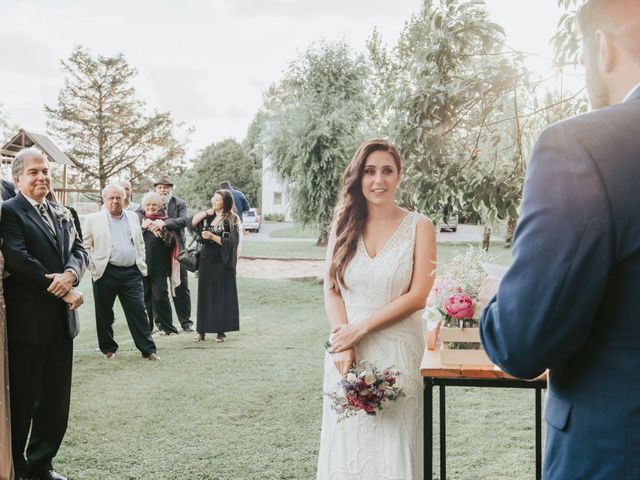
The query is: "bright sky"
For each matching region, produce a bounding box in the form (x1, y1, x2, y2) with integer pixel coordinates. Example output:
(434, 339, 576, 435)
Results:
(0, 0, 573, 158)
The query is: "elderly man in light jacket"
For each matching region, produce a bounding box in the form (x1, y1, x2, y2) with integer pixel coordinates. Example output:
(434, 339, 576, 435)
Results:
(83, 184, 158, 360)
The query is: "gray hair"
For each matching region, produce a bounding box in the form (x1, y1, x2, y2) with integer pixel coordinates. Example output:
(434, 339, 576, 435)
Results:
(12, 148, 46, 181)
(140, 191, 164, 208)
(102, 184, 125, 199)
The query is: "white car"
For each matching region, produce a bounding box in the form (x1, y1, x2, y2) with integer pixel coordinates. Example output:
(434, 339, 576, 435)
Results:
(243, 208, 261, 232)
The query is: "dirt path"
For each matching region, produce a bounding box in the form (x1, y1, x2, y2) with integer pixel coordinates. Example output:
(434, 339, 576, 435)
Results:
(236, 257, 324, 279)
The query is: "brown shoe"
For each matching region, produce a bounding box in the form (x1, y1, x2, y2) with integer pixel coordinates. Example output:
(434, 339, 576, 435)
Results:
(192, 333, 205, 342)
(147, 353, 160, 361)
(215, 334, 225, 342)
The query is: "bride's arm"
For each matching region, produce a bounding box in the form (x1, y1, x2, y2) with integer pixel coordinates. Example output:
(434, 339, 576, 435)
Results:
(330, 217, 436, 353)
(324, 223, 355, 375)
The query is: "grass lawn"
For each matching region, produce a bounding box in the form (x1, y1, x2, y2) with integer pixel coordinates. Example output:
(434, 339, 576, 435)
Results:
(241, 240, 513, 266)
(241, 241, 325, 259)
(269, 225, 319, 239)
(55, 265, 542, 479)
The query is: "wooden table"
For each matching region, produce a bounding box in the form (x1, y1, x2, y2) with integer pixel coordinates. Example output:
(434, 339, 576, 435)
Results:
(421, 349, 547, 480)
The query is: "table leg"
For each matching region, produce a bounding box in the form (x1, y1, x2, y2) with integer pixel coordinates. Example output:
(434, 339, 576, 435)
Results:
(535, 387, 542, 480)
(425, 379, 433, 480)
(440, 385, 446, 480)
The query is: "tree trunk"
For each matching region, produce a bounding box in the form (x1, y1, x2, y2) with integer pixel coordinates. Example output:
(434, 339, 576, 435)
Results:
(505, 218, 517, 249)
(482, 226, 491, 252)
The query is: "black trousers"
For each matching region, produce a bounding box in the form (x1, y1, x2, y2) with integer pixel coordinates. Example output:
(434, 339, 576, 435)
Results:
(9, 323, 72, 476)
(92, 264, 157, 357)
(143, 274, 178, 334)
(172, 264, 192, 329)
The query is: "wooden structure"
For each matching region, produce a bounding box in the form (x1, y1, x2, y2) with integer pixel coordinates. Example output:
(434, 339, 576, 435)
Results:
(1, 129, 72, 203)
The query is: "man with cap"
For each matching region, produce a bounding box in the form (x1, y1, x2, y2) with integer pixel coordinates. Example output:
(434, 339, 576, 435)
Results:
(149, 175, 193, 332)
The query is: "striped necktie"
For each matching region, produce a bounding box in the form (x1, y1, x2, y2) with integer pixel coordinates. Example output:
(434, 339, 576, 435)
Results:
(38, 203, 56, 237)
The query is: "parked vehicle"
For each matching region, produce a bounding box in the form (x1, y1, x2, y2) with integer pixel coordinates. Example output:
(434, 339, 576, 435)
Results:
(440, 214, 459, 232)
(243, 208, 261, 232)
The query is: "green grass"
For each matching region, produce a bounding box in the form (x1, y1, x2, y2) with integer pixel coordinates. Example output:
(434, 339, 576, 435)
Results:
(241, 240, 513, 266)
(54, 267, 542, 479)
(241, 241, 325, 259)
(269, 225, 320, 239)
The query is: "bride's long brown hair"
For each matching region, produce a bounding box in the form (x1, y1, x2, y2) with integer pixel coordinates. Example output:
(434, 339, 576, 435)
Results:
(329, 139, 402, 291)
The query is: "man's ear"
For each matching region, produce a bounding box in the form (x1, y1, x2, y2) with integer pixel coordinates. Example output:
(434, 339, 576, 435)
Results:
(595, 29, 616, 73)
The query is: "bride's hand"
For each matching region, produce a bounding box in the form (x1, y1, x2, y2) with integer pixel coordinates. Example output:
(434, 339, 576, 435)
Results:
(332, 348, 356, 377)
(330, 323, 366, 353)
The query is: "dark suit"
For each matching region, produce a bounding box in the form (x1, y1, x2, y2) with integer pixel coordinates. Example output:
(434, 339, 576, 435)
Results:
(480, 88, 640, 479)
(1, 192, 87, 477)
(162, 196, 192, 330)
(1, 179, 16, 200)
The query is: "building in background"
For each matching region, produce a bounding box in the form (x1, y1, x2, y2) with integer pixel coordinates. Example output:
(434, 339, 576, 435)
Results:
(261, 156, 292, 221)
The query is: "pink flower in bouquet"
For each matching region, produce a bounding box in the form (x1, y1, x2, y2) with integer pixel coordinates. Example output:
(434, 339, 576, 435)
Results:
(443, 292, 475, 320)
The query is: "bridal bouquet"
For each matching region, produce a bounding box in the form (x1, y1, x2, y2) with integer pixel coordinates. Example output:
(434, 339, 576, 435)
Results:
(326, 361, 404, 422)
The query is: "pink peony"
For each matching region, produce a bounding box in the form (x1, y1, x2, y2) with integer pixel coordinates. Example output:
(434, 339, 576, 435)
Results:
(443, 293, 475, 320)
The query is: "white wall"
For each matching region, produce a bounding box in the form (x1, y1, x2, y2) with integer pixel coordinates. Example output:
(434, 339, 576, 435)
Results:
(261, 156, 293, 221)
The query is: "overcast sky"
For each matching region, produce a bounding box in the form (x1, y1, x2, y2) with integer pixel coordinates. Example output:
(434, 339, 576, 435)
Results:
(0, 0, 572, 159)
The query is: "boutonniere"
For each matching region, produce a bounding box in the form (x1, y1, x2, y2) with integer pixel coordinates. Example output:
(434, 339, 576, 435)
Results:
(52, 205, 73, 223)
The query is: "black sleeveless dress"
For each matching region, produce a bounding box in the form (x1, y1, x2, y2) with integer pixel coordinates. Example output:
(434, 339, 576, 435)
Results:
(193, 215, 240, 335)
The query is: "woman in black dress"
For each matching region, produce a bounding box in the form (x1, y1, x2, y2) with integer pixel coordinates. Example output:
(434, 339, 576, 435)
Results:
(191, 190, 240, 342)
(140, 192, 180, 335)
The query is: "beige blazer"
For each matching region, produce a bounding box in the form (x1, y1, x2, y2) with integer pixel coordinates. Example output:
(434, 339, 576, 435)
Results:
(82, 209, 147, 281)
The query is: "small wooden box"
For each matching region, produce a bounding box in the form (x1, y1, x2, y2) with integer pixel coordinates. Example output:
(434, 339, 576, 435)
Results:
(438, 327, 493, 367)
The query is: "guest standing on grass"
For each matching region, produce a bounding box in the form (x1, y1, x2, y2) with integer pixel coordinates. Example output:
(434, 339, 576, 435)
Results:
(139, 192, 181, 336)
(83, 184, 159, 361)
(149, 175, 194, 332)
(1, 148, 87, 480)
(190, 190, 240, 342)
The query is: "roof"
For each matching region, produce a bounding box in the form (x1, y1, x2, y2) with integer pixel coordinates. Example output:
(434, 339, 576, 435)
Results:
(1, 129, 72, 165)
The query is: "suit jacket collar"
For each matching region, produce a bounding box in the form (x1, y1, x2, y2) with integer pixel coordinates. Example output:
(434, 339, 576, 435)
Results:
(15, 191, 63, 255)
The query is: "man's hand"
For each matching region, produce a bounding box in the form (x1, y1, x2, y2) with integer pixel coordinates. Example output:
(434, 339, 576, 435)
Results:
(153, 219, 166, 228)
(45, 271, 75, 297)
(62, 289, 84, 310)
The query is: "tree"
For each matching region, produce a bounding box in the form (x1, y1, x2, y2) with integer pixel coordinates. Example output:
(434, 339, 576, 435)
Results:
(0, 104, 17, 143)
(260, 41, 373, 245)
(372, 0, 536, 239)
(178, 138, 260, 211)
(45, 46, 190, 191)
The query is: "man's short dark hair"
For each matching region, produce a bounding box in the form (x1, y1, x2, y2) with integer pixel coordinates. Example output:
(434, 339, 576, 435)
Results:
(220, 181, 231, 189)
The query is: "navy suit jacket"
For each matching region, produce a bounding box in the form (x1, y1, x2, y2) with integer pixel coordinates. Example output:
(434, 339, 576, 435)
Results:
(481, 88, 640, 479)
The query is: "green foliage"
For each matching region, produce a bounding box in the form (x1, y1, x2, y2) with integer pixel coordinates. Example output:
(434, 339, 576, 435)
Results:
(552, 0, 587, 66)
(263, 213, 285, 222)
(45, 46, 190, 190)
(260, 40, 374, 244)
(177, 138, 261, 211)
(373, 0, 535, 226)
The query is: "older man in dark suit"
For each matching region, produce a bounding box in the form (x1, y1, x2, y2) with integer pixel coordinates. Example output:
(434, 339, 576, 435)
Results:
(1, 148, 87, 480)
(480, 1, 640, 478)
(149, 175, 193, 332)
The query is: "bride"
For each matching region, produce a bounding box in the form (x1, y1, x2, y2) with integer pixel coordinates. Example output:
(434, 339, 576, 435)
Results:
(317, 139, 436, 479)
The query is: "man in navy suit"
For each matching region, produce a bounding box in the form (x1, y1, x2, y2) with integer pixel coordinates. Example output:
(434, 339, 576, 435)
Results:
(1, 148, 87, 480)
(480, 0, 640, 478)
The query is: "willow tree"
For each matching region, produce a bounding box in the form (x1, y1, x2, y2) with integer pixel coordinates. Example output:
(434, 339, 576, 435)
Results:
(46, 46, 189, 190)
(260, 41, 373, 245)
(370, 0, 539, 247)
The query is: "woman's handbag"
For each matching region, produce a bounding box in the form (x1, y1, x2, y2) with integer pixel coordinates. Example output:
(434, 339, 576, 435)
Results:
(178, 236, 201, 272)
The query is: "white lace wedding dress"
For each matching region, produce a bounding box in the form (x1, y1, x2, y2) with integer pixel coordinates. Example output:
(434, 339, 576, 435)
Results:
(317, 212, 425, 480)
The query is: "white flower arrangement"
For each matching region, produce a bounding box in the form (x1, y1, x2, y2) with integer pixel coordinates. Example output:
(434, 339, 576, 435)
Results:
(52, 205, 73, 223)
